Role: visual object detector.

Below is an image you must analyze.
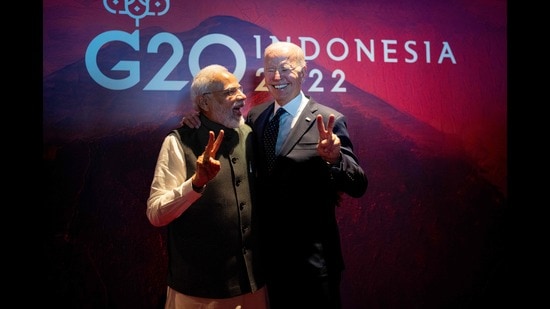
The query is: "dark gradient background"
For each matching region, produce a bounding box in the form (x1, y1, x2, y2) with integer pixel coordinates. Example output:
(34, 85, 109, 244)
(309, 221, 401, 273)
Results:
(43, 1, 509, 308)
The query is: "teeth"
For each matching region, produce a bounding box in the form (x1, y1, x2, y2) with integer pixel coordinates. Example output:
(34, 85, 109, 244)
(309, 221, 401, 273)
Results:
(274, 84, 287, 89)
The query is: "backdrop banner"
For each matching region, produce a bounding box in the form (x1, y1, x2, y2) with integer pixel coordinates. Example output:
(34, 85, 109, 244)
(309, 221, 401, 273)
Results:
(43, 1, 508, 308)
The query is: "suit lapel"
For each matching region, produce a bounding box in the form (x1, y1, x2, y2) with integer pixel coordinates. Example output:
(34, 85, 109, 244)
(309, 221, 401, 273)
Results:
(280, 98, 318, 156)
(254, 103, 275, 139)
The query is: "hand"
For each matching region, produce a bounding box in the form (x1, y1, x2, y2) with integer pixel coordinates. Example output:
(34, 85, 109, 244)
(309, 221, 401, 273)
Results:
(192, 130, 224, 187)
(316, 114, 341, 164)
(180, 110, 202, 128)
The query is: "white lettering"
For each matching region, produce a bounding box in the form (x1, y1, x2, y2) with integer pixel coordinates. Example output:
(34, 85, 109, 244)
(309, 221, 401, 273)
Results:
(382, 39, 398, 63)
(404, 41, 418, 63)
(327, 38, 349, 61)
(438, 42, 456, 64)
(86, 31, 457, 91)
(356, 39, 375, 62)
(299, 37, 321, 61)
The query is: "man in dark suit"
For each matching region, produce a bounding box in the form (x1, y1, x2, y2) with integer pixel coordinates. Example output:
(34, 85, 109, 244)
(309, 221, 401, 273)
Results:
(180, 42, 367, 308)
(249, 41, 368, 309)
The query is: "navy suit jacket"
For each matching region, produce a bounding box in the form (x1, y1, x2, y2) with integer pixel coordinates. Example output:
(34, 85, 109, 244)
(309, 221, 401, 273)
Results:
(246, 96, 368, 282)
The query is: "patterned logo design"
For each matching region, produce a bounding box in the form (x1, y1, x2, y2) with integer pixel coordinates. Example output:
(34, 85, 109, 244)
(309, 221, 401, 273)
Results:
(103, 0, 170, 27)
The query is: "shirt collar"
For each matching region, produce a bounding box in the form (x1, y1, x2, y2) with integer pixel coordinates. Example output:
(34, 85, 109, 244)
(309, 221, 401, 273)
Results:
(274, 90, 305, 118)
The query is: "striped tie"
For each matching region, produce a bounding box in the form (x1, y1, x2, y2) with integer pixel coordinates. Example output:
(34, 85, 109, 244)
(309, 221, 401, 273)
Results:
(264, 108, 285, 172)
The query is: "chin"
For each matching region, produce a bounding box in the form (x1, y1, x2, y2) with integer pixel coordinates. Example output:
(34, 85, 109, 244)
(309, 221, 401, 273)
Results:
(224, 117, 244, 128)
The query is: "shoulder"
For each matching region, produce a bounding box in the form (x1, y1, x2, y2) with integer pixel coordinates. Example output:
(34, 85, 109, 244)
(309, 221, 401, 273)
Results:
(306, 96, 344, 118)
(170, 126, 204, 147)
(171, 126, 193, 139)
(247, 101, 272, 122)
(158, 131, 185, 153)
(248, 101, 272, 114)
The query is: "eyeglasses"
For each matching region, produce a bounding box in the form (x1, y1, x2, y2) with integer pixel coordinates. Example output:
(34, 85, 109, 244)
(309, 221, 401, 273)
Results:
(265, 65, 301, 75)
(203, 86, 244, 98)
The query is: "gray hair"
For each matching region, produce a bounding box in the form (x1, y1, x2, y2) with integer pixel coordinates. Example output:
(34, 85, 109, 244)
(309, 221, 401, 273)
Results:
(264, 41, 307, 68)
(190, 64, 228, 110)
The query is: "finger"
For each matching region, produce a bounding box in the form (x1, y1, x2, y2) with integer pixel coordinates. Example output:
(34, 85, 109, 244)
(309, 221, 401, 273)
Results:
(181, 117, 192, 127)
(210, 130, 224, 157)
(203, 131, 216, 161)
(326, 114, 335, 136)
(188, 114, 200, 128)
(316, 114, 326, 137)
(182, 111, 201, 128)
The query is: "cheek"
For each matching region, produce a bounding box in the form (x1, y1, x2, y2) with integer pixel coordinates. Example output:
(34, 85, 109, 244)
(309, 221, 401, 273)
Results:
(217, 102, 233, 114)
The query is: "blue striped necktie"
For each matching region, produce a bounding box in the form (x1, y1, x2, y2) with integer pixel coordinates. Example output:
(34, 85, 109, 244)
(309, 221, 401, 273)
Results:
(264, 108, 285, 172)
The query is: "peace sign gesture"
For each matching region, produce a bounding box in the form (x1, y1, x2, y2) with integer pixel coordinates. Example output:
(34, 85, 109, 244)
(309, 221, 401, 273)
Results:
(316, 114, 341, 164)
(192, 130, 224, 188)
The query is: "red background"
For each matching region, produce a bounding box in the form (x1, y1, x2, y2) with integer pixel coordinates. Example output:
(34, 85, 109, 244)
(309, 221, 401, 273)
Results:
(43, 0, 509, 308)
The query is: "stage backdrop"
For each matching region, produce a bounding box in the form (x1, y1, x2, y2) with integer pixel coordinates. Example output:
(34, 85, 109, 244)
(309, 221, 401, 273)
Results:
(43, 0, 508, 308)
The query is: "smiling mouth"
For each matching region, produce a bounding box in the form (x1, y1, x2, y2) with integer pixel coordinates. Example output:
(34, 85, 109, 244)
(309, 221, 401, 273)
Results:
(233, 107, 242, 116)
(273, 84, 288, 90)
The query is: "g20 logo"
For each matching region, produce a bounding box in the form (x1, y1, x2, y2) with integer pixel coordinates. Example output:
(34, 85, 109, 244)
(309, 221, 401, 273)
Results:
(91, 0, 234, 90)
(85, 31, 246, 91)
(85, 31, 348, 92)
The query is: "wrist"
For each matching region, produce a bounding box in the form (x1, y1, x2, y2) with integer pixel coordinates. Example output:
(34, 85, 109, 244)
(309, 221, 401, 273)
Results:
(191, 176, 206, 193)
(326, 153, 342, 166)
(192, 182, 206, 193)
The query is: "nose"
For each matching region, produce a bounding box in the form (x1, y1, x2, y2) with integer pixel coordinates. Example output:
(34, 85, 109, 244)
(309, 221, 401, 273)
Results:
(272, 70, 282, 80)
(236, 88, 246, 99)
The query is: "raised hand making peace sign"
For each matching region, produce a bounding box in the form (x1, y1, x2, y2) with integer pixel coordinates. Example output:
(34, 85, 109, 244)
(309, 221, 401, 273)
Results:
(191, 130, 224, 188)
(316, 114, 341, 164)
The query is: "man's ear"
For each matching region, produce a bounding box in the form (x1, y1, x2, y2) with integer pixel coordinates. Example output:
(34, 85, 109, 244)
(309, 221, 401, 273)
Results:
(198, 95, 209, 111)
(299, 65, 307, 81)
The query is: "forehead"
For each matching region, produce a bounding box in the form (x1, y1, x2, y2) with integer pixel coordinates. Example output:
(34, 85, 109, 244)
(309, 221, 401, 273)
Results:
(215, 71, 240, 87)
(265, 45, 298, 61)
(264, 56, 296, 67)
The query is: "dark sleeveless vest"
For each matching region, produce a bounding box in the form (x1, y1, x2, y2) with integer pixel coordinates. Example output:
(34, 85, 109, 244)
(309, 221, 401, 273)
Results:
(166, 115, 263, 298)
